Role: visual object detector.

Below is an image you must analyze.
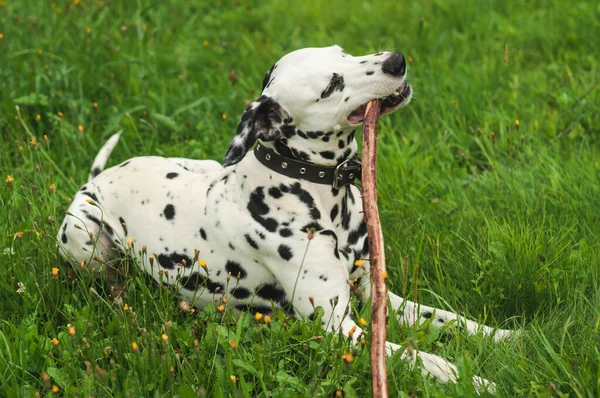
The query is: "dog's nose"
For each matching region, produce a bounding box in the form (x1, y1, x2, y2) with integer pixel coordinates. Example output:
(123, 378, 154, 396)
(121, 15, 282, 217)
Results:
(381, 52, 406, 77)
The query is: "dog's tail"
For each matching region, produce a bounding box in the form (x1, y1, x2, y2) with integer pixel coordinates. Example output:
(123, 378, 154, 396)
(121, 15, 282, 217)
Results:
(88, 131, 122, 182)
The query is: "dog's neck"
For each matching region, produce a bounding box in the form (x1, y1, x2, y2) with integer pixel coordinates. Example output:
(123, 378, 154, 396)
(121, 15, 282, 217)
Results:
(264, 125, 358, 167)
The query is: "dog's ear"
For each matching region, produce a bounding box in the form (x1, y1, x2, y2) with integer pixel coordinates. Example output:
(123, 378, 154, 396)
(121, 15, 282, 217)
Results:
(223, 96, 289, 166)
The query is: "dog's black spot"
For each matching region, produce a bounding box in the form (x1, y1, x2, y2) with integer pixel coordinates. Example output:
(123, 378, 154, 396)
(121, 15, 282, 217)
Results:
(282, 125, 296, 139)
(79, 185, 88, 191)
(423, 312, 432, 319)
(337, 148, 352, 164)
(61, 224, 68, 244)
(268, 187, 283, 198)
(91, 167, 102, 178)
(344, 97, 350, 102)
(366, 71, 374, 76)
(228, 242, 235, 250)
(180, 272, 206, 290)
(235, 304, 272, 315)
(288, 183, 321, 220)
(199, 228, 207, 240)
(158, 252, 192, 269)
(361, 233, 370, 253)
(320, 229, 340, 259)
(279, 228, 293, 238)
(347, 131, 355, 145)
(319, 151, 335, 160)
(318, 274, 329, 282)
(374, 52, 384, 56)
(166, 172, 179, 179)
(348, 221, 367, 245)
(85, 213, 102, 226)
(101, 221, 114, 236)
(231, 287, 251, 299)
(248, 187, 279, 232)
(163, 204, 175, 220)
(329, 205, 339, 222)
(82, 191, 99, 203)
(226, 260, 247, 279)
(119, 217, 127, 235)
(307, 131, 325, 139)
(347, 187, 356, 204)
(320, 73, 345, 99)
(338, 140, 346, 149)
(262, 64, 276, 90)
(119, 160, 130, 168)
(341, 196, 351, 230)
(278, 244, 293, 261)
(245, 234, 259, 249)
(256, 283, 286, 302)
(180, 272, 223, 293)
(360, 60, 367, 64)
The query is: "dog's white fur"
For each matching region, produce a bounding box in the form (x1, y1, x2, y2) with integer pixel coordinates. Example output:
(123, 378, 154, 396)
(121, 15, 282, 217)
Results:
(58, 46, 510, 393)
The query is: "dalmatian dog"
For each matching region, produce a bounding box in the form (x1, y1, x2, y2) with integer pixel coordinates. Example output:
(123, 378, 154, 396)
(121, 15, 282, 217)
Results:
(58, 45, 510, 393)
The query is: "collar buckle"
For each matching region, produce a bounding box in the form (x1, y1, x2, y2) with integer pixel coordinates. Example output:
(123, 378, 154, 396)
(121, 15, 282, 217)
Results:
(333, 157, 361, 189)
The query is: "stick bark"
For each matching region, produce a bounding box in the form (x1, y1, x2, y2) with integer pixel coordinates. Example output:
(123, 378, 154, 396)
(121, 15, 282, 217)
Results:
(361, 99, 388, 398)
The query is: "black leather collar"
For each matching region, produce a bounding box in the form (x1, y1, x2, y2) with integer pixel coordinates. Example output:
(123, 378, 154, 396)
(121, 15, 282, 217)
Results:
(254, 143, 361, 189)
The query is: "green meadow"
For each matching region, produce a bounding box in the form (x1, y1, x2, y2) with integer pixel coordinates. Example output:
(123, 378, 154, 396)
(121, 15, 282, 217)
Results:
(1, 0, 599, 396)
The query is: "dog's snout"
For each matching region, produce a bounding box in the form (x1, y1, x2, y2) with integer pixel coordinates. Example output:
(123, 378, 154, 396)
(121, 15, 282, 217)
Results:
(381, 52, 406, 77)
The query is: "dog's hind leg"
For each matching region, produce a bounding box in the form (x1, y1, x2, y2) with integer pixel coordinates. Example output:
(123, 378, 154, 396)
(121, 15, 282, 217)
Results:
(354, 264, 512, 342)
(57, 193, 123, 299)
(387, 291, 513, 342)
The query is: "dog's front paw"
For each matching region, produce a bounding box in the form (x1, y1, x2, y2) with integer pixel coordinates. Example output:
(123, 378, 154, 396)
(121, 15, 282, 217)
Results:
(415, 351, 496, 395)
(492, 327, 521, 343)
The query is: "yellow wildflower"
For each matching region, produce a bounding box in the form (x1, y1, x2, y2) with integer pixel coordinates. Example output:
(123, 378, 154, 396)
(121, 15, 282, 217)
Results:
(342, 350, 353, 364)
(347, 325, 357, 338)
(51, 267, 59, 277)
(255, 312, 263, 321)
(359, 318, 367, 327)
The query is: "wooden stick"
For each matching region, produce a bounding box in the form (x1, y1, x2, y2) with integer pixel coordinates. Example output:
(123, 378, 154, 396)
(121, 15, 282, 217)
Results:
(361, 99, 388, 398)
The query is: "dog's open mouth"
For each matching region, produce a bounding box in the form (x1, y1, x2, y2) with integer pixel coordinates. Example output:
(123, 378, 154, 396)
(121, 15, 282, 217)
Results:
(347, 82, 412, 124)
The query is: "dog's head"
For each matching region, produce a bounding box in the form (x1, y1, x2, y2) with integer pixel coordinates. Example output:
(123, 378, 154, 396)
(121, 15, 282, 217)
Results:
(224, 45, 412, 166)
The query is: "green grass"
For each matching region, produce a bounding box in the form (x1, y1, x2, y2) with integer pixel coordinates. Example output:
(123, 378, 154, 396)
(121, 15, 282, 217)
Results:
(1, 0, 600, 396)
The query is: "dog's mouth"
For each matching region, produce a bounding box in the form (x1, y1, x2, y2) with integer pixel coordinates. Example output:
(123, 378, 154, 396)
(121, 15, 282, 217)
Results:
(347, 82, 412, 125)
